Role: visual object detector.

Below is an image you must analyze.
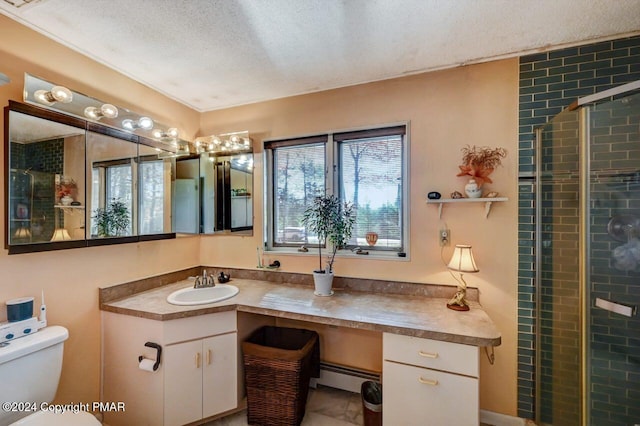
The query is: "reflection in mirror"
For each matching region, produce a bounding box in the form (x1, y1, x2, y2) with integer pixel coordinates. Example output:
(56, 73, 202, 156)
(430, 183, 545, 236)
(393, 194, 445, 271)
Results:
(174, 153, 253, 235)
(8, 110, 86, 245)
(138, 139, 175, 235)
(87, 130, 137, 238)
(174, 156, 200, 234)
(204, 153, 253, 234)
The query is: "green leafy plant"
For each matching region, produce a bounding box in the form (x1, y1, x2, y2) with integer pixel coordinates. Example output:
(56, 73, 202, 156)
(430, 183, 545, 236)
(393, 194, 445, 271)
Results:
(302, 195, 355, 273)
(93, 199, 130, 237)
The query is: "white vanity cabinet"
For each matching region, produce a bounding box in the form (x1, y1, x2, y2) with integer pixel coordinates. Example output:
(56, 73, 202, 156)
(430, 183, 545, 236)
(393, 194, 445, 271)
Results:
(164, 332, 237, 425)
(102, 310, 237, 426)
(382, 333, 479, 426)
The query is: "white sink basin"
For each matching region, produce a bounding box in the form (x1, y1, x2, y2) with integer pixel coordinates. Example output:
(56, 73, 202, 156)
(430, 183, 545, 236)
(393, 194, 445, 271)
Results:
(167, 284, 239, 306)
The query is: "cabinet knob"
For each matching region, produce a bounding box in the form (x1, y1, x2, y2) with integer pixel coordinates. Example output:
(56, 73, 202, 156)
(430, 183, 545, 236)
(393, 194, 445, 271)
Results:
(418, 377, 439, 386)
(206, 349, 212, 365)
(195, 352, 201, 368)
(418, 350, 438, 359)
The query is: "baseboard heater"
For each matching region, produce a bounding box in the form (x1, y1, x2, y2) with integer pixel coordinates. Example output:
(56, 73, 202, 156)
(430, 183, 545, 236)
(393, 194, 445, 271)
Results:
(310, 362, 381, 394)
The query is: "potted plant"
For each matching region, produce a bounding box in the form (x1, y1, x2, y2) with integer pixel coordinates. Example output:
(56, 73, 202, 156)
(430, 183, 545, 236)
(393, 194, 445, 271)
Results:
(93, 198, 130, 237)
(302, 195, 355, 296)
(456, 145, 507, 197)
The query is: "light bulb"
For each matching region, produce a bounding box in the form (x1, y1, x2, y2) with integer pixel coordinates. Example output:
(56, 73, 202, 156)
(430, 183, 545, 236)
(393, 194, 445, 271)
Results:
(230, 134, 240, 143)
(138, 117, 153, 130)
(167, 128, 179, 138)
(207, 143, 215, 151)
(101, 104, 118, 118)
(243, 138, 251, 146)
(213, 137, 222, 145)
(152, 129, 163, 139)
(122, 119, 134, 130)
(34, 89, 55, 105)
(84, 106, 101, 119)
(50, 86, 72, 103)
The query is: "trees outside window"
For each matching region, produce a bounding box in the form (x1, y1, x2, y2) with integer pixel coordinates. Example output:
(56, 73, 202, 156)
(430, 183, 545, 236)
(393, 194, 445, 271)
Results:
(266, 125, 407, 255)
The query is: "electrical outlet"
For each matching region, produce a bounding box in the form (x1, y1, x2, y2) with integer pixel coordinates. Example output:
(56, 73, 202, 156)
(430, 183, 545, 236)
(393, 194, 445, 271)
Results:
(439, 228, 450, 247)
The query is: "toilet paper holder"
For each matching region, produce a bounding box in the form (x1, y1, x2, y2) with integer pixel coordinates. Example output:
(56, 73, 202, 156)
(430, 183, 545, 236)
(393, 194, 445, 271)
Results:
(138, 342, 162, 371)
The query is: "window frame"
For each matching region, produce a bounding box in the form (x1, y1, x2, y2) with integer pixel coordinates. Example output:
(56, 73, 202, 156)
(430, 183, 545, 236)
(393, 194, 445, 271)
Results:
(264, 122, 410, 259)
(334, 128, 407, 253)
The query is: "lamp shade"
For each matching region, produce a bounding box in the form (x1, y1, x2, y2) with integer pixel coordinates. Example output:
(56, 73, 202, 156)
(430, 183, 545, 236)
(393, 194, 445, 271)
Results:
(447, 244, 479, 273)
(50, 228, 71, 242)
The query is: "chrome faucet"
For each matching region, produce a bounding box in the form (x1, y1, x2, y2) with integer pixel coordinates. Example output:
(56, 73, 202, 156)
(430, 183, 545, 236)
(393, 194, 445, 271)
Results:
(194, 269, 215, 288)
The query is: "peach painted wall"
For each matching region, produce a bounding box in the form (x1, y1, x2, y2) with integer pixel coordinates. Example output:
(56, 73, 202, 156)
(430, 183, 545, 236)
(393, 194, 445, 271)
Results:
(0, 16, 201, 404)
(198, 60, 520, 415)
(0, 13, 520, 416)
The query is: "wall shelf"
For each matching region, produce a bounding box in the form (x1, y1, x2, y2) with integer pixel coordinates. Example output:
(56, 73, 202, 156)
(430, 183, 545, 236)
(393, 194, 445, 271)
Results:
(55, 205, 85, 215)
(426, 197, 508, 218)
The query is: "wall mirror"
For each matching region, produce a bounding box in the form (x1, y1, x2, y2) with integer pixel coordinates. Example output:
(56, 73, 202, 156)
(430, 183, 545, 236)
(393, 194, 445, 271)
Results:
(175, 152, 253, 235)
(5, 101, 175, 254)
(6, 105, 87, 250)
(87, 128, 175, 240)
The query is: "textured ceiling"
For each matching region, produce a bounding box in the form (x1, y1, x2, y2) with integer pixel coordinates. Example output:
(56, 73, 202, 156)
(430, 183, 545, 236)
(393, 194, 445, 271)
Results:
(1, 0, 639, 112)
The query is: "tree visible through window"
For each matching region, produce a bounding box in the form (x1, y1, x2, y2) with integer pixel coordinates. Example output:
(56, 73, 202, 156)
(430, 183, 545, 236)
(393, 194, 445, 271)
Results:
(273, 142, 325, 245)
(339, 135, 403, 249)
(266, 125, 407, 254)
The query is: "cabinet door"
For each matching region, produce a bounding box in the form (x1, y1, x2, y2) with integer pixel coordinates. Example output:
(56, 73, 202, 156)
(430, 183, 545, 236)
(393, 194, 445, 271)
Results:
(202, 332, 238, 418)
(383, 360, 478, 426)
(164, 340, 203, 426)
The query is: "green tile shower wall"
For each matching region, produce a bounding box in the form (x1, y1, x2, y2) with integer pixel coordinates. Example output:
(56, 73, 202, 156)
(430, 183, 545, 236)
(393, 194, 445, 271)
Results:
(517, 35, 640, 420)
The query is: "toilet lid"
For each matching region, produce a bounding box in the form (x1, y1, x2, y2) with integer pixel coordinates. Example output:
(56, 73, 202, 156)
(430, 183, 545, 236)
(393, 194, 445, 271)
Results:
(10, 410, 101, 425)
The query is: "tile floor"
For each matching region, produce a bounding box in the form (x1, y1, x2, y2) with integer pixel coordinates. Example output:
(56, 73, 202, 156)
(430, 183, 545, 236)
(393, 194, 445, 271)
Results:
(206, 385, 363, 426)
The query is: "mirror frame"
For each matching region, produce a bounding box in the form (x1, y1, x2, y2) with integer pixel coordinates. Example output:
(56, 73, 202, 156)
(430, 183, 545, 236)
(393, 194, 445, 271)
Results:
(4, 101, 175, 254)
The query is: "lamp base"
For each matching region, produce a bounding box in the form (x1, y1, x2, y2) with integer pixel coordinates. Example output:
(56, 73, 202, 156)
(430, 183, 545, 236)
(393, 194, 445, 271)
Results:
(446, 302, 470, 311)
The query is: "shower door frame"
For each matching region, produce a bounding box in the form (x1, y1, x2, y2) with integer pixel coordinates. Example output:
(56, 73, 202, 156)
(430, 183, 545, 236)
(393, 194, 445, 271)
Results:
(534, 79, 640, 426)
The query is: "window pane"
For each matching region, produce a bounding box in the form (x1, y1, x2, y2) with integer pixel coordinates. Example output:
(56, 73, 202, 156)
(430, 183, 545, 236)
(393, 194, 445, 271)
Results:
(273, 143, 325, 245)
(106, 164, 133, 236)
(340, 135, 403, 250)
(139, 161, 164, 234)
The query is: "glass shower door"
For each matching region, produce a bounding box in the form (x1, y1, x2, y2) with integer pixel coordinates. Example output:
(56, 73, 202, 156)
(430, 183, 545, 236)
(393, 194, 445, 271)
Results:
(536, 107, 582, 425)
(587, 91, 640, 426)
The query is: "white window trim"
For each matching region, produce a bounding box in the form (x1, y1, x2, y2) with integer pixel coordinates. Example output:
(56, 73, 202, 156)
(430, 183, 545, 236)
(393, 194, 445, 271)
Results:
(263, 121, 410, 261)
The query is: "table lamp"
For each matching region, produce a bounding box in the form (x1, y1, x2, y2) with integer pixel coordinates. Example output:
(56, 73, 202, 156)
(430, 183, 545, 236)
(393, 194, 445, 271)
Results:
(446, 244, 479, 311)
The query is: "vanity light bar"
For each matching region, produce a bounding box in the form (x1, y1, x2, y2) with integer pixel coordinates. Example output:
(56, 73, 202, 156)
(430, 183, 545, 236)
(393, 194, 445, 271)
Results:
(24, 73, 182, 146)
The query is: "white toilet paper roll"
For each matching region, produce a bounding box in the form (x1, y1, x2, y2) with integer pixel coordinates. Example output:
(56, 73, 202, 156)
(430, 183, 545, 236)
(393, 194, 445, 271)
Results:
(139, 358, 156, 372)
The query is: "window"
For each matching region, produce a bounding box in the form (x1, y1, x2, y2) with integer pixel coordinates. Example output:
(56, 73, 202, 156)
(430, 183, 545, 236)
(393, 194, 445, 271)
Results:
(265, 125, 408, 255)
(91, 160, 134, 237)
(336, 127, 405, 251)
(139, 159, 165, 234)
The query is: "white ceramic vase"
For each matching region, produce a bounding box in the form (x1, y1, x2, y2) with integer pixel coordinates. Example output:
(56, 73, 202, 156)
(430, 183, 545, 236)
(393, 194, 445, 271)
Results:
(313, 271, 334, 296)
(464, 179, 482, 198)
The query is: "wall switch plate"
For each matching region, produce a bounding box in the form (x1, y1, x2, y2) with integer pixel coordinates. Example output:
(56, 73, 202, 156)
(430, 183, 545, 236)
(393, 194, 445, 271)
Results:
(439, 228, 450, 246)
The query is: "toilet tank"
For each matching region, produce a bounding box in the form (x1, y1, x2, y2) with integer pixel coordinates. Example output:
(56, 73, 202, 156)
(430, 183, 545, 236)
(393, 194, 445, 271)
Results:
(0, 326, 68, 425)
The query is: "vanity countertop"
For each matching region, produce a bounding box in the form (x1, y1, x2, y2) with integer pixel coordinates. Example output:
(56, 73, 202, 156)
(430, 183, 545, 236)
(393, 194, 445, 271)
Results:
(101, 278, 501, 347)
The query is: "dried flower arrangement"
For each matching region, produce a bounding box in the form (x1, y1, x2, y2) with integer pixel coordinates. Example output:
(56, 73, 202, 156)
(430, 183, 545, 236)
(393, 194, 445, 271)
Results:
(457, 145, 507, 187)
(55, 177, 77, 201)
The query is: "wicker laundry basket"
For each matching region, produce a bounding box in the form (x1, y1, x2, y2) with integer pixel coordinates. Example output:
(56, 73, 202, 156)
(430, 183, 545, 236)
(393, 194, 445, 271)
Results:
(242, 326, 320, 426)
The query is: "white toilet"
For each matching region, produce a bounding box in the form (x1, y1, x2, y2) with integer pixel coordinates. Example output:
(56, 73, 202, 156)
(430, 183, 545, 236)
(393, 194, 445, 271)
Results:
(0, 325, 101, 425)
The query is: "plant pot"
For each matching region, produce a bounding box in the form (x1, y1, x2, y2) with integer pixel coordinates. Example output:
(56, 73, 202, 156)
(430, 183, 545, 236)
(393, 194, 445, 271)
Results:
(313, 271, 334, 296)
(365, 232, 378, 246)
(464, 179, 482, 198)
